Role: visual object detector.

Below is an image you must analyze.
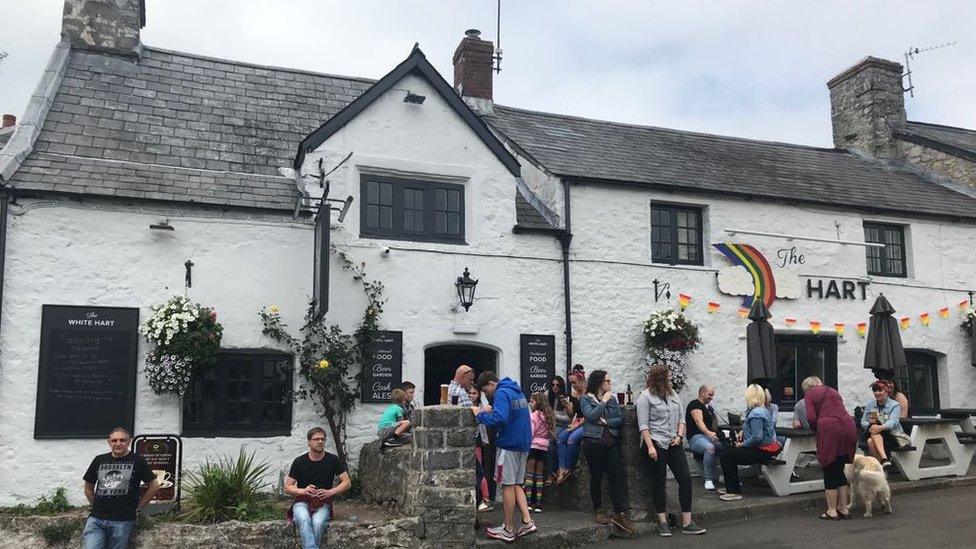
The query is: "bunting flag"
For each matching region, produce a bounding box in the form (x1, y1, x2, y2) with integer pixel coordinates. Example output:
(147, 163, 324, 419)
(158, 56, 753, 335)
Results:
(856, 322, 867, 337)
(678, 293, 692, 311)
(959, 299, 970, 311)
(809, 320, 821, 335)
(737, 307, 749, 319)
(920, 312, 931, 326)
(834, 323, 846, 337)
(900, 316, 911, 330)
(784, 317, 797, 328)
(939, 307, 950, 319)
(707, 301, 721, 314)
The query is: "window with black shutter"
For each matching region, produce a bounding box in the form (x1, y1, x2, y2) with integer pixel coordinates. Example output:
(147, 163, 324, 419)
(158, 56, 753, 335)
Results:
(773, 335, 838, 411)
(361, 175, 465, 244)
(650, 203, 703, 265)
(182, 351, 293, 437)
(863, 222, 907, 277)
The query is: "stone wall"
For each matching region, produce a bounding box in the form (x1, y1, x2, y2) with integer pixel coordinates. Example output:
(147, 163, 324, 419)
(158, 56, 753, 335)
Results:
(359, 405, 477, 548)
(897, 140, 976, 188)
(61, 0, 143, 56)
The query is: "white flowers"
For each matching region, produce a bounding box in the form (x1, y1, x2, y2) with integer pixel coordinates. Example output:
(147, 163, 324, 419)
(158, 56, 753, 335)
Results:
(140, 295, 201, 346)
(146, 354, 193, 396)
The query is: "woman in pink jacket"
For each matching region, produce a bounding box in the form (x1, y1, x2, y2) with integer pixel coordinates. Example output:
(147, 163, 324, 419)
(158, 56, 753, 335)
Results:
(526, 392, 555, 513)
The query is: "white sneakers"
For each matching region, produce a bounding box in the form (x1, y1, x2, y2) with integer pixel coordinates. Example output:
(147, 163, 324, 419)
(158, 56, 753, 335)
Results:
(704, 480, 716, 491)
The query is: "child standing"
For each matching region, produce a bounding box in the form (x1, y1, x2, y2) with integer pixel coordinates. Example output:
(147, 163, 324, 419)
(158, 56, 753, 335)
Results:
(526, 392, 555, 513)
(377, 388, 412, 451)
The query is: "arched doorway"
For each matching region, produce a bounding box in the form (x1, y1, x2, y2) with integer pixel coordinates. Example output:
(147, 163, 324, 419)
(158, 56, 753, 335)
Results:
(423, 344, 498, 406)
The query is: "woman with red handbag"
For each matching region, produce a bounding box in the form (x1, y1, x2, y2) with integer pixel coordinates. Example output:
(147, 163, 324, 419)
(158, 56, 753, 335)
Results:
(718, 385, 781, 501)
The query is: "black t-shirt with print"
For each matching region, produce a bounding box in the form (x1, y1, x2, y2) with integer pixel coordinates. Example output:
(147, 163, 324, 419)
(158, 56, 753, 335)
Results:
(685, 399, 718, 440)
(83, 452, 156, 521)
(287, 452, 347, 490)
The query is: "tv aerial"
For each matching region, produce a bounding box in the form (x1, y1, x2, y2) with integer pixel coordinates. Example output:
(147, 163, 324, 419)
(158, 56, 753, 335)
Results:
(903, 41, 956, 97)
(493, 0, 503, 73)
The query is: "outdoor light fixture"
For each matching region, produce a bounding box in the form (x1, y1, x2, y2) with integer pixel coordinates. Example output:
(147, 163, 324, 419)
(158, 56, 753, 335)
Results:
(403, 91, 426, 104)
(149, 219, 174, 231)
(455, 267, 478, 311)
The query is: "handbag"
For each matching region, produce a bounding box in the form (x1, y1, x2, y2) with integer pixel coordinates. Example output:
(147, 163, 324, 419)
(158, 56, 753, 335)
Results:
(757, 440, 782, 454)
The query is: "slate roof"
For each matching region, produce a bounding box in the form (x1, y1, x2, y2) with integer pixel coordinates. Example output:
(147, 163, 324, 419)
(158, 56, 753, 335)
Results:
(486, 105, 976, 221)
(5, 47, 375, 211)
(514, 190, 557, 232)
(0, 129, 11, 149)
(896, 121, 976, 162)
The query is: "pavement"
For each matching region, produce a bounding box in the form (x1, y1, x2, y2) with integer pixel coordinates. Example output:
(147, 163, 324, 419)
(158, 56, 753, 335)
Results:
(475, 462, 976, 547)
(603, 483, 976, 548)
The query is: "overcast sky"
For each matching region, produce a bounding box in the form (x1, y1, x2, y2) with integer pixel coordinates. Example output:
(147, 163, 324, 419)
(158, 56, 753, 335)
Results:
(1, 1, 973, 147)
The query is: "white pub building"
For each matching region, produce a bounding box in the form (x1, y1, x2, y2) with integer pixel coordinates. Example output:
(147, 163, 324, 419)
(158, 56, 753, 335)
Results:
(2, 1, 976, 504)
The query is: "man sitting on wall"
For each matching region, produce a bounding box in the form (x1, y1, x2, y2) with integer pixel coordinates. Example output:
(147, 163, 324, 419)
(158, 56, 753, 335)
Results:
(285, 427, 352, 549)
(448, 364, 475, 406)
(472, 371, 538, 542)
(82, 427, 160, 549)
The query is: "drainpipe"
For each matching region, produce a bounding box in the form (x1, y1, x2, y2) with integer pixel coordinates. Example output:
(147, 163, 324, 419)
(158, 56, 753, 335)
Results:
(0, 191, 8, 338)
(559, 178, 573, 382)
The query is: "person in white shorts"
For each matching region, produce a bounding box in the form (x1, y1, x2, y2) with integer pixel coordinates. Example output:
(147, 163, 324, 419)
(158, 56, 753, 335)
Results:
(472, 371, 537, 543)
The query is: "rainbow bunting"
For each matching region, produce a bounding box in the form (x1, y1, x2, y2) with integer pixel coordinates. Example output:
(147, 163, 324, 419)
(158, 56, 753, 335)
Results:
(737, 307, 749, 319)
(784, 317, 797, 327)
(678, 293, 692, 311)
(712, 242, 777, 309)
(920, 312, 930, 326)
(834, 323, 846, 337)
(959, 300, 970, 311)
(939, 307, 950, 319)
(809, 320, 821, 335)
(856, 322, 867, 337)
(707, 301, 721, 314)
(900, 316, 911, 330)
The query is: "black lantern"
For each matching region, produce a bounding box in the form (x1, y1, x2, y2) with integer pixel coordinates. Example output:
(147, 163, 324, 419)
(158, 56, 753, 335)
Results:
(455, 267, 478, 311)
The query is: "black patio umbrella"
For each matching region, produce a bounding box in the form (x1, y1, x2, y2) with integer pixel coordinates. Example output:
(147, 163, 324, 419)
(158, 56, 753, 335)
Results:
(863, 294, 907, 380)
(746, 299, 777, 384)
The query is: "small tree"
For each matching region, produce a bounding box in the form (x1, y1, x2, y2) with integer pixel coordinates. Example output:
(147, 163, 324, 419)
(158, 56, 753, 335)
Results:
(260, 252, 384, 464)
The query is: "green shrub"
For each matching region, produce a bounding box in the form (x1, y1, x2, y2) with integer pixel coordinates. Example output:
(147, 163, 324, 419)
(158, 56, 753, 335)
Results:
(179, 447, 273, 523)
(1, 488, 73, 517)
(40, 519, 80, 546)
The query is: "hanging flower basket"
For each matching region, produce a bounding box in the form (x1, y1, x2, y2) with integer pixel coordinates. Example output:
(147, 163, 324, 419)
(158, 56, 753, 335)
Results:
(642, 308, 701, 392)
(140, 295, 224, 396)
(964, 307, 976, 367)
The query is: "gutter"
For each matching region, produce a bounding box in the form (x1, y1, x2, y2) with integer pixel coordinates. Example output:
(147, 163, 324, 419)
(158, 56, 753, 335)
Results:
(559, 178, 574, 381)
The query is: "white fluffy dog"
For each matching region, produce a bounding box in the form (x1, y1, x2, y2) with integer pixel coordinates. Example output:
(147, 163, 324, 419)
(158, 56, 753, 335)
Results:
(844, 454, 892, 517)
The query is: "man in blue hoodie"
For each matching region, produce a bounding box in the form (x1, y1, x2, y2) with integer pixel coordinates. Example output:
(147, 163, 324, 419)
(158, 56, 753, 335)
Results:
(472, 371, 537, 543)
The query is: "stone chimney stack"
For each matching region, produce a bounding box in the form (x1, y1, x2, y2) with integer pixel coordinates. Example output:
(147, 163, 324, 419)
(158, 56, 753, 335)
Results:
(826, 56, 907, 159)
(453, 29, 494, 111)
(1, 115, 15, 129)
(61, 0, 145, 56)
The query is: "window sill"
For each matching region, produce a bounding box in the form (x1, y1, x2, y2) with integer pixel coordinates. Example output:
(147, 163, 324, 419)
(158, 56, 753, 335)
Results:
(181, 430, 292, 439)
(360, 233, 468, 246)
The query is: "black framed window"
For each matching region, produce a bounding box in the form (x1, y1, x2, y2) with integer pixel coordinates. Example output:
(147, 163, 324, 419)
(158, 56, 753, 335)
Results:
(651, 203, 703, 265)
(773, 335, 838, 411)
(361, 176, 465, 243)
(863, 222, 907, 277)
(183, 351, 293, 437)
(902, 351, 940, 415)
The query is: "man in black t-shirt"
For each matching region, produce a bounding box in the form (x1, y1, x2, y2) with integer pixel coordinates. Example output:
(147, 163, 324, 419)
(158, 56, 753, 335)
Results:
(685, 385, 723, 491)
(82, 427, 159, 549)
(285, 427, 352, 549)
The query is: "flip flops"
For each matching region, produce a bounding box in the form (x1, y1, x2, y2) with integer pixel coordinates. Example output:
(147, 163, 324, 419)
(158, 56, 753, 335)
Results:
(819, 512, 841, 521)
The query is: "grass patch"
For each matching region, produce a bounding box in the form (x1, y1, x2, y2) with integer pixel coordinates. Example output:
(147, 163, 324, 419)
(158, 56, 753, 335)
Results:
(40, 519, 81, 546)
(0, 488, 74, 517)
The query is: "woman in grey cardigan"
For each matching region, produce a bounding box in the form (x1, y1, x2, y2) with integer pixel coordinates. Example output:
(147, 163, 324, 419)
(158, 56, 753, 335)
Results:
(636, 364, 706, 536)
(579, 370, 635, 536)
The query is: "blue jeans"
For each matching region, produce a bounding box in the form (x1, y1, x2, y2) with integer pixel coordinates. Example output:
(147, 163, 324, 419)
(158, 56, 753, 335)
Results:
(82, 517, 135, 549)
(556, 427, 585, 470)
(292, 501, 331, 549)
(688, 433, 722, 482)
(547, 426, 565, 476)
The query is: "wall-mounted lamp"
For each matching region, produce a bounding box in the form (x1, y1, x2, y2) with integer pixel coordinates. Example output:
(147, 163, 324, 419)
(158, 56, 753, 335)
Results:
(149, 219, 174, 231)
(455, 267, 478, 311)
(404, 91, 426, 104)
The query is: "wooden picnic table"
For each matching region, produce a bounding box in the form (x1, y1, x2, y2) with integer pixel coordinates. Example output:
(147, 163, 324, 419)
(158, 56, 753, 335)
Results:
(890, 416, 975, 480)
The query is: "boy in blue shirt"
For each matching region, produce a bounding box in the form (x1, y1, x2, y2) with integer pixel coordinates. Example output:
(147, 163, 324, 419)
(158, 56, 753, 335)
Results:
(378, 388, 412, 450)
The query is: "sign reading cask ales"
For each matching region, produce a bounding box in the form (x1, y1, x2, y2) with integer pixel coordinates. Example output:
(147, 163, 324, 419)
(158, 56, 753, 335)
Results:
(34, 305, 140, 439)
(520, 334, 556, 398)
(360, 330, 403, 403)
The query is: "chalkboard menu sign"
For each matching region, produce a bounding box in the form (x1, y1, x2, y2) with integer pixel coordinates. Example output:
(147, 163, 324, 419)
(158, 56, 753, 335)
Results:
(34, 305, 140, 439)
(134, 434, 182, 508)
(520, 334, 556, 397)
(360, 330, 403, 403)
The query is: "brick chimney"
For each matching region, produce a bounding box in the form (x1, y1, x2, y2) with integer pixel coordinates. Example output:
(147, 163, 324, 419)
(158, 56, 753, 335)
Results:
(1, 115, 15, 129)
(827, 56, 907, 159)
(453, 29, 494, 111)
(61, 0, 145, 56)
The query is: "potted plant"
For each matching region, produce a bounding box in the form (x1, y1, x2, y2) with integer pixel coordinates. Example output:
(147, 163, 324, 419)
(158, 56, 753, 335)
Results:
(642, 308, 701, 392)
(140, 295, 223, 396)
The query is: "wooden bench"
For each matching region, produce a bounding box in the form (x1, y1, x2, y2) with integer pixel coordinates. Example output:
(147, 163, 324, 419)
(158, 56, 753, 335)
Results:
(890, 417, 976, 481)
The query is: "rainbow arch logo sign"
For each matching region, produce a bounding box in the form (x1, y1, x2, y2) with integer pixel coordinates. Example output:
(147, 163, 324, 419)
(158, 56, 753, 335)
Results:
(713, 242, 800, 309)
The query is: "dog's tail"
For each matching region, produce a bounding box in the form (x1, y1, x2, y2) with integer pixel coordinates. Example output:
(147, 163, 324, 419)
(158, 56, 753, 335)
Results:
(861, 469, 887, 483)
